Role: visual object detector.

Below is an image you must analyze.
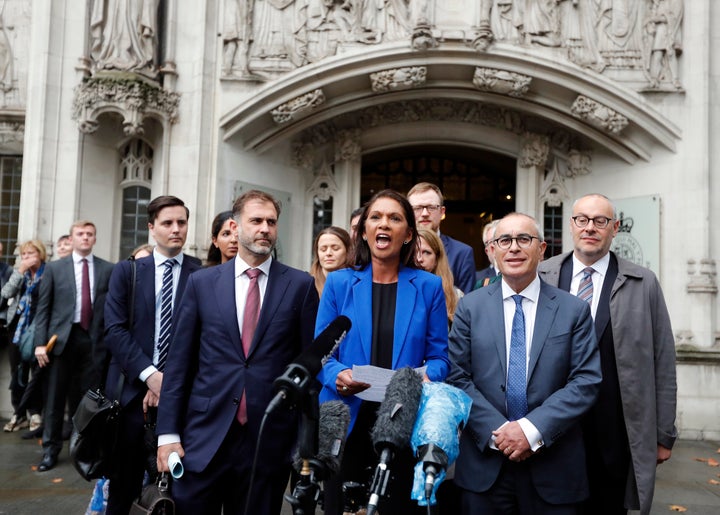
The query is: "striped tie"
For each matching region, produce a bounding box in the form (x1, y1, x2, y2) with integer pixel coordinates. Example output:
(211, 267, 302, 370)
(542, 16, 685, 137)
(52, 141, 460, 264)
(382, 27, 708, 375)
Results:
(577, 267, 594, 304)
(157, 258, 177, 370)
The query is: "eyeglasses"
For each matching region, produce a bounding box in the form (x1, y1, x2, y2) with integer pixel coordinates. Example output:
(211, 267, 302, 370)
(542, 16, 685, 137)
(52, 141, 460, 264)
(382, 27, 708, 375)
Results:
(571, 215, 614, 229)
(493, 234, 540, 250)
(412, 204, 441, 214)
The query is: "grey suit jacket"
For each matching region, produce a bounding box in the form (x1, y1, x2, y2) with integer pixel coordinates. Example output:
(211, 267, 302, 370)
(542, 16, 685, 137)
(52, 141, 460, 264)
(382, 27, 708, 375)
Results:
(34, 254, 114, 355)
(447, 279, 601, 504)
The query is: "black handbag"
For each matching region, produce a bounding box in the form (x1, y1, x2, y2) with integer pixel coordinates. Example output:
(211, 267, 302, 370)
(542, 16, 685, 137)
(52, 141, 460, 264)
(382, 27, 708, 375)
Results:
(129, 472, 175, 515)
(70, 257, 137, 481)
(69, 387, 122, 480)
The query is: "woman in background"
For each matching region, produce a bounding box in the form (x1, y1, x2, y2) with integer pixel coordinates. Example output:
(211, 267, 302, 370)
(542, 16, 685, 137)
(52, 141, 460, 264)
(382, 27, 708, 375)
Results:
(309, 226, 351, 296)
(206, 211, 239, 266)
(316, 190, 449, 515)
(1, 240, 47, 434)
(416, 229, 463, 323)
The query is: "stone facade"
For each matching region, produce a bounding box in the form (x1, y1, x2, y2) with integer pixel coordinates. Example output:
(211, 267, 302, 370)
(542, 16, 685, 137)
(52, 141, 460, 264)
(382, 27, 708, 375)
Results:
(0, 0, 718, 439)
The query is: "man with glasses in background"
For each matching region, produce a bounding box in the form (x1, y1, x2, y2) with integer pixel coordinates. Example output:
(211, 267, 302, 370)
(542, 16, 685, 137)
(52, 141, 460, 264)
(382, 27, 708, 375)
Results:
(538, 194, 677, 515)
(407, 182, 476, 293)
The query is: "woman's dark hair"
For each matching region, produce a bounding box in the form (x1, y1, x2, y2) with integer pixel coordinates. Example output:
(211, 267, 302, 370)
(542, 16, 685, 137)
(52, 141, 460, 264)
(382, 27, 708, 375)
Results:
(352, 189, 418, 269)
(206, 210, 234, 266)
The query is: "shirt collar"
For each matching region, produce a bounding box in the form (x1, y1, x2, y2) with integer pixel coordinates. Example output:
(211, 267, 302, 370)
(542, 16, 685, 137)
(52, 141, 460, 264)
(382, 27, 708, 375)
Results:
(501, 275, 541, 303)
(153, 249, 185, 268)
(572, 252, 610, 278)
(72, 251, 93, 264)
(234, 254, 272, 278)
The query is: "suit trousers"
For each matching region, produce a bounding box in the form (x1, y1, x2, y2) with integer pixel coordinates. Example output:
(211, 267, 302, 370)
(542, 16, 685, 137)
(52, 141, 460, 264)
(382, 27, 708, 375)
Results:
(171, 418, 291, 515)
(42, 324, 96, 457)
(459, 459, 581, 515)
(106, 395, 148, 515)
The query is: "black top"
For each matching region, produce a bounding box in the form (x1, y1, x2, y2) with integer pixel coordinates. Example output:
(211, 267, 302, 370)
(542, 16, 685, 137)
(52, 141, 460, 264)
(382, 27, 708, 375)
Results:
(370, 282, 397, 369)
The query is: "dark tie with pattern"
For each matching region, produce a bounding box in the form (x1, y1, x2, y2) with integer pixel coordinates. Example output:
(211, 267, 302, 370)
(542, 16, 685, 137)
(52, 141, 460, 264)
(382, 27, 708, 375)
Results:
(80, 258, 92, 331)
(577, 267, 594, 304)
(238, 268, 262, 425)
(157, 258, 177, 371)
(506, 294, 528, 421)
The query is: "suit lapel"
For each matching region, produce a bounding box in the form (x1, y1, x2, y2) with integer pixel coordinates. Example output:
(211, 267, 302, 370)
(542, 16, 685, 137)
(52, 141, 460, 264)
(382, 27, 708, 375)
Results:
(352, 267, 373, 365)
(215, 262, 243, 355)
(595, 253, 617, 338)
(392, 267, 417, 368)
(137, 257, 156, 321)
(248, 260, 289, 359)
(559, 255, 573, 291)
(488, 283, 507, 373)
(527, 283, 559, 382)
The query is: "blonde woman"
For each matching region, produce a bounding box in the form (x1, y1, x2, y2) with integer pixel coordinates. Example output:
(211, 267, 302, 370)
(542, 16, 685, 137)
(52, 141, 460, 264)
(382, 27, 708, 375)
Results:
(416, 229, 463, 322)
(309, 226, 351, 297)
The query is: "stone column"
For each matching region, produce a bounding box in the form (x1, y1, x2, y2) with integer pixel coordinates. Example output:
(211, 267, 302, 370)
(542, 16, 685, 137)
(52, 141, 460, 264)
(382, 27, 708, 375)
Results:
(333, 129, 362, 228)
(516, 133, 549, 216)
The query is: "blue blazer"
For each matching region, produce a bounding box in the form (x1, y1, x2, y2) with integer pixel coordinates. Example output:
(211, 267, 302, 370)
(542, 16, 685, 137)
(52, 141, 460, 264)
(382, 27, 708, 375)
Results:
(447, 279, 601, 505)
(440, 234, 476, 294)
(316, 265, 450, 432)
(104, 254, 201, 404)
(156, 259, 319, 472)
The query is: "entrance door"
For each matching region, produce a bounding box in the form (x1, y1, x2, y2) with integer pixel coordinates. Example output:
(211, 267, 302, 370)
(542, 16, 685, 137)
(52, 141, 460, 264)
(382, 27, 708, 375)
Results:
(361, 146, 516, 270)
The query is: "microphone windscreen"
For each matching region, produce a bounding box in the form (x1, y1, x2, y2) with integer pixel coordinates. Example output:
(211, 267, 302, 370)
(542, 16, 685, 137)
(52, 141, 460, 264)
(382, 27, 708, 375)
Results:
(295, 315, 351, 377)
(316, 400, 351, 477)
(410, 382, 472, 466)
(371, 367, 423, 452)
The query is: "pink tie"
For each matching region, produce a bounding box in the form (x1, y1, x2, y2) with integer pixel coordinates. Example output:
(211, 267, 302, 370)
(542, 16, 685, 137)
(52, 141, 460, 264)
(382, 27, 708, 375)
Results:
(237, 268, 262, 425)
(80, 258, 92, 331)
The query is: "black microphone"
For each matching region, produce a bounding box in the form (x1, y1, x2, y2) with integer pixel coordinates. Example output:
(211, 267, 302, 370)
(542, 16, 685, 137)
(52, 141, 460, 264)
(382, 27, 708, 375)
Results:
(292, 400, 350, 479)
(266, 316, 351, 415)
(366, 367, 423, 515)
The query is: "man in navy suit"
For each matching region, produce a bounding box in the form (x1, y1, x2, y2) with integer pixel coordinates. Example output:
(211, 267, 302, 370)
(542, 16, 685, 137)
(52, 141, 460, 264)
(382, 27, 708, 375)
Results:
(448, 212, 601, 514)
(103, 196, 201, 514)
(157, 190, 319, 515)
(407, 182, 476, 293)
(474, 220, 500, 289)
(33, 220, 114, 471)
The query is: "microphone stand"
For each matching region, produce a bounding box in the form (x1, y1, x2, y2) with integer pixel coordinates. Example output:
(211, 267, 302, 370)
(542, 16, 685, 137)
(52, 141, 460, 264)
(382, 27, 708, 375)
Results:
(284, 386, 323, 515)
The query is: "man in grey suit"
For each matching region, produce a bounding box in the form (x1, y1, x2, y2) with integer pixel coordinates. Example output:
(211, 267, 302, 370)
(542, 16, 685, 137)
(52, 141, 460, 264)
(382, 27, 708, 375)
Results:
(538, 194, 677, 515)
(33, 220, 114, 471)
(448, 212, 601, 514)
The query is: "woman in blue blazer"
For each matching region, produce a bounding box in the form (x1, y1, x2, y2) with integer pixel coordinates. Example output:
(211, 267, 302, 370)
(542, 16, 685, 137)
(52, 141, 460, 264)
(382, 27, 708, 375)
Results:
(316, 189, 449, 515)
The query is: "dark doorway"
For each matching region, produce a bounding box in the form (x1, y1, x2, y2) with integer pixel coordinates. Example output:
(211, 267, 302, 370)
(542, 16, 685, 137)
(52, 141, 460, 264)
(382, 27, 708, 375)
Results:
(361, 146, 516, 270)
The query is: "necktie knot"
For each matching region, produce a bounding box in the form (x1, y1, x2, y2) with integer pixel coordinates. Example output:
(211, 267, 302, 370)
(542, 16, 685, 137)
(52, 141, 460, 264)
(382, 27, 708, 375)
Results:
(164, 258, 177, 271)
(246, 268, 261, 280)
(512, 294, 523, 308)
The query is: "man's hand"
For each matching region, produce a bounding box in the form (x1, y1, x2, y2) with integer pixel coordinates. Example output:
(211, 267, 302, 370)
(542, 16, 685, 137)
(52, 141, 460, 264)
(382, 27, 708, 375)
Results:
(146, 370, 163, 397)
(35, 345, 49, 368)
(157, 443, 184, 473)
(493, 421, 533, 462)
(143, 389, 160, 413)
(657, 444, 672, 464)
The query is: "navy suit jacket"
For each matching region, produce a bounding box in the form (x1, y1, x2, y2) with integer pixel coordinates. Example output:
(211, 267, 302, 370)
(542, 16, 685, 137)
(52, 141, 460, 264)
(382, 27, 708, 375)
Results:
(104, 254, 202, 404)
(316, 265, 449, 431)
(156, 259, 319, 472)
(447, 279, 601, 504)
(440, 233, 476, 294)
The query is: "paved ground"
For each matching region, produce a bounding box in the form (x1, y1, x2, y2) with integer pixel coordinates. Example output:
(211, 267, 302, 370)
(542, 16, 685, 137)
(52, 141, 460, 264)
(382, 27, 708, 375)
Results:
(0, 427, 718, 514)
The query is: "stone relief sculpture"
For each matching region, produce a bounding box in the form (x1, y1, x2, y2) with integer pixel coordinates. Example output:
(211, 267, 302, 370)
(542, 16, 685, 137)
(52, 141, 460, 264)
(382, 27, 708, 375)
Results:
(644, 0, 682, 89)
(90, 0, 160, 79)
(222, 0, 254, 77)
(0, 6, 14, 93)
(216, 0, 682, 91)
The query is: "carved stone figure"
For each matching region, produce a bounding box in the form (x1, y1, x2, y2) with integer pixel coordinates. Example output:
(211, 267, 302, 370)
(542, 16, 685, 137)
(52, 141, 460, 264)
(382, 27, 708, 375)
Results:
(0, 9, 13, 93)
(592, 0, 643, 68)
(252, 0, 308, 68)
(645, 0, 683, 89)
(90, 0, 160, 78)
(380, 0, 413, 41)
(491, 0, 521, 43)
(222, 0, 254, 77)
(518, 0, 564, 47)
